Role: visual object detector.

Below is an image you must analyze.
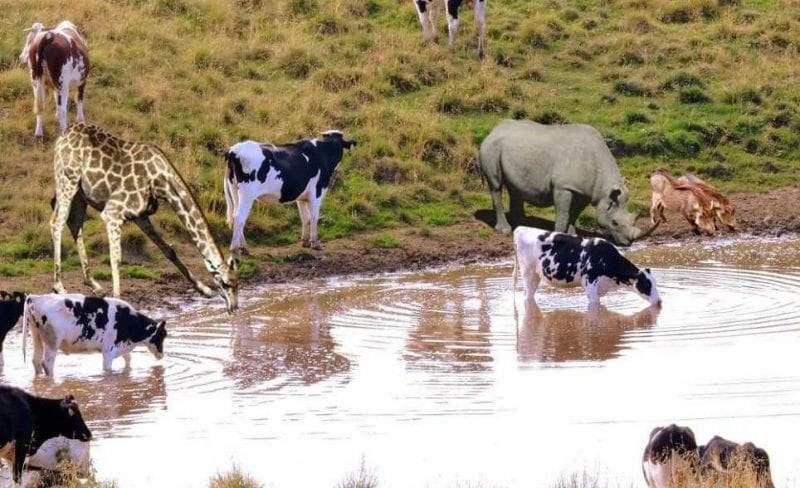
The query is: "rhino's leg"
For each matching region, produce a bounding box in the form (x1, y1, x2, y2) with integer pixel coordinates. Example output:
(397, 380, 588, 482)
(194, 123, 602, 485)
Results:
(554, 189, 588, 234)
(567, 194, 589, 234)
(491, 189, 512, 234)
(508, 189, 525, 223)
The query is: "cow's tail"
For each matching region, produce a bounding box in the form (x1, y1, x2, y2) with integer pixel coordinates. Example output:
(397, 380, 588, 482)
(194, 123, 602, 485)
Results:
(223, 151, 238, 229)
(21, 296, 30, 363)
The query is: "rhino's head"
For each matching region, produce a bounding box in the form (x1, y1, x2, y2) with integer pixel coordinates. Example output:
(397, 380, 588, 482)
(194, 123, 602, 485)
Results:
(596, 186, 656, 246)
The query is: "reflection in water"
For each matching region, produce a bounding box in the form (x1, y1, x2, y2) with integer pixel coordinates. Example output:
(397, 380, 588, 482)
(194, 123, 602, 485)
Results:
(516, 302, 660, 363)
(404, 276, 493, 372)
(224, 293, 350, 389)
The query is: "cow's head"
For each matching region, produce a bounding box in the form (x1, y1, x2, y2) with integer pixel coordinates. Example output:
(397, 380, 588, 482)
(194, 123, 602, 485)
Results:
(0, 291, 26, 322)
(146, 321, 167, 360)
(19, 22, 45, 65)
(57, 395, 92, 442)
(635, 268, 661, 307)
(322, 129, 357, 150)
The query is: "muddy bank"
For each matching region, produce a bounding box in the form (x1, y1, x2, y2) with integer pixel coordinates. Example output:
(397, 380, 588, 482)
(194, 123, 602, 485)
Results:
(1, 187, 798, 311)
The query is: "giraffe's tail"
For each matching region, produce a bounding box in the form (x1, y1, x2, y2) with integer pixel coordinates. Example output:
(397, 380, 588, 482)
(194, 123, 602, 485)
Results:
(223, 151, 238, 229)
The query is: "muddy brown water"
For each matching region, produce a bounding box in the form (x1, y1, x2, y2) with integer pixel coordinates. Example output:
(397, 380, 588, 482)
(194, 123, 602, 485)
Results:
(2, 237, 800, 487)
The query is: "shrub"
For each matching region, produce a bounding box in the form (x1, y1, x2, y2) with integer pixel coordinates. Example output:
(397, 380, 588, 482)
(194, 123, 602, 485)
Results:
(678, 87, 711, 104)
(723, 87, 763, 105)
(613, 80, 649, 96)
(533, 111, 568, 125)
(625, 112, 650, 124)
(661, 72, 706, 90)
(278, 48, 321, 79)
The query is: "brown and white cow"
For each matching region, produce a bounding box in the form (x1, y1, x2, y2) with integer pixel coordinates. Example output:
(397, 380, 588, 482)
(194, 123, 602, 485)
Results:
(413, 0, 486, 58)
(18, 21, 89, 139)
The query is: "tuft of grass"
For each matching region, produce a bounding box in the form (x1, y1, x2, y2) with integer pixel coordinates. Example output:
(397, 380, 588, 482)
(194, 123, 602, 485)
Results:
(208, 466, 263, 488)
(678, 87, 712, 104)
(370, 233, 401, 249)
(335, 459, 378, 488)
(123, 265, 160, 280)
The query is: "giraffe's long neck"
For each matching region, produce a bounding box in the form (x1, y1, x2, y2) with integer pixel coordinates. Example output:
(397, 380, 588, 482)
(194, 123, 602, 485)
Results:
(161, 173, 227, 277)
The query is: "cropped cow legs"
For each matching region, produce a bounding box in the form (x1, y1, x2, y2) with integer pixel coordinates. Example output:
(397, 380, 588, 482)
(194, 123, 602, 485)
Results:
(32, 78, 46, 139)
(445, 0, 460, 48)
(474, 0, 486, 58)
(414, 0, 438, 42)
(76, 83, 86, 123)
(55, 86, 70, 135)
(308, 196, 324, 250)
(230, 196, 254, 254)
(296, 200, 312, 247)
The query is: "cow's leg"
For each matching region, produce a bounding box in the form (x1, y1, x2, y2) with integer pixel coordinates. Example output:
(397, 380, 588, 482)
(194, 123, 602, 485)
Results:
(490, 188, 511, 234)
(52, 180, 81, 294)
(296, 200, 311, 247)
(522, 261, 540, 305)
(13, 440, 27, 484)
(308, 197, 324, 250)
(43, 347, 57, 377)
(76, 82, 86, 123)
(230, 195, 255, 255)
(68, 195, 103, 295)
(445, 0, 461, 48)
(134, 217, 216, 298)
(102, 351, 114, 372)
(553, 188, 573, 233)
(32, 78, 46, 139)
(414, 0, 433, 42)
(100, 204, 125, 298)
(585, 280, 601, 309)
(474, 0, 486, 58)
(32, 326, 44, 375)
(55, 84, 69, 135)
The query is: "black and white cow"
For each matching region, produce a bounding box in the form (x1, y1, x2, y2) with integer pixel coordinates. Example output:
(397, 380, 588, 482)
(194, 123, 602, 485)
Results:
(512, 227, 661, 308)
(413, 0, 487, 58)
(700, 436, 774, 488)
(0, 385, 91, 485)
(223, 130, 356, 253)
(642, 424, 699, 488)
(0, 291, 26, 367)
(22, 294, 167, 377)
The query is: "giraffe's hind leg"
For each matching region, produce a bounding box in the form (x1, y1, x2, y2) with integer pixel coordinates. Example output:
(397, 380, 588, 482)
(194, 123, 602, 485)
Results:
(67, 194, 104, 295)
(134, 216, 216, 298)
(101, 203, 125, 298)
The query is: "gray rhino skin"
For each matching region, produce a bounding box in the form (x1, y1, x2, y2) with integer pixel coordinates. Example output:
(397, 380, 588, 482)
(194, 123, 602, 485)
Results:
(479, 119, 649, 245)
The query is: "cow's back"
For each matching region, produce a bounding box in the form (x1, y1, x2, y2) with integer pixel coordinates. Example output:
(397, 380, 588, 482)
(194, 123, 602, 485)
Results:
(0, 386, 33, 444)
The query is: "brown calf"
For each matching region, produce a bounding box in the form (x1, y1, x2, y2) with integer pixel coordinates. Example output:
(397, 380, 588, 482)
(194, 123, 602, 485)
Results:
(650, 171, 716, 235)
(19, 21, 89, 139)
(676, 174, 737, 231)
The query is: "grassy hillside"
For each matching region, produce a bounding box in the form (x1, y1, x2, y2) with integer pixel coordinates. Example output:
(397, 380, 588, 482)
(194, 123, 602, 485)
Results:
(0, 0, 798, 278)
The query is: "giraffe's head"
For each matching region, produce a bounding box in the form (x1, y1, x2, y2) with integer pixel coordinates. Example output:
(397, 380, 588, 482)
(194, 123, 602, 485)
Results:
(215, 255, 239, 314)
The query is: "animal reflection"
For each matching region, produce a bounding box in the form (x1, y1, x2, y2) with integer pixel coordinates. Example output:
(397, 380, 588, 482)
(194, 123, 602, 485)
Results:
(404, 277, 493, 373)
(224, 293, 350, 389)
(31, 366, 166, 436)
(516, 302, 660, 363)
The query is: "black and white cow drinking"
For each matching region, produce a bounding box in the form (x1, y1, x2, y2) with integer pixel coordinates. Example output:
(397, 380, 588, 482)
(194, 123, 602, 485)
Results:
(22, 294, 167, 377)
(512, 227, 661, 308)
(413, 0, 487, 58)
(642, 424, 699, 488)
(0, 291, 26, 367)
(0, 385, 91, 485)
(223, 130, 356, 253)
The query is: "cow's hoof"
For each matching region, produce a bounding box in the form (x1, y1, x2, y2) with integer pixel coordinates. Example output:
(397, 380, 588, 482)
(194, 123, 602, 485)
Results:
(311, 241, 324, 251)
(495, 223, 512, 235)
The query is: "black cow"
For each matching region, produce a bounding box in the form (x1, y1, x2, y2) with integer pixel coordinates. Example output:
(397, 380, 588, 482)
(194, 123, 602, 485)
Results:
(642, 424, 700, 488)
(223, 130, 356, 252)
(700, 436, 774, 488)
(0, 385, 91, 484)
(0, 291, 26, 367)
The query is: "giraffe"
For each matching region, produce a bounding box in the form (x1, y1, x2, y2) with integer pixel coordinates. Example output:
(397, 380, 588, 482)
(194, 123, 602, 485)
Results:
(50, 123, 239, 313)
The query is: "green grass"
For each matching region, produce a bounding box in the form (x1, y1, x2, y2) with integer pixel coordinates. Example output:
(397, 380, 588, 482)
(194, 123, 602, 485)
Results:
(123, 265, 160, 280)
(370, 233, 401, 249)
(0, 0, 798, 271)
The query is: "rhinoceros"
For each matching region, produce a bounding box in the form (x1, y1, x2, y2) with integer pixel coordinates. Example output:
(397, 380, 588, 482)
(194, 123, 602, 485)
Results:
(479, 119, 656, 245)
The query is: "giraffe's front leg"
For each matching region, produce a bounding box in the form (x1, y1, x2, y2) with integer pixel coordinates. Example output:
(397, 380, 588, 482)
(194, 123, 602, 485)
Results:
(51, 182, 80, 294)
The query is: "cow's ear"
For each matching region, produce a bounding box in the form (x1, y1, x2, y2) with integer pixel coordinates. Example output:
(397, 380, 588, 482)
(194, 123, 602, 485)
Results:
(343, 139, 357, 150)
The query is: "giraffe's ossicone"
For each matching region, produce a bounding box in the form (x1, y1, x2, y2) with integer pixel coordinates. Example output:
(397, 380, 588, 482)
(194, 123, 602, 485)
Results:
(50, 123, 238, 314)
